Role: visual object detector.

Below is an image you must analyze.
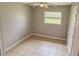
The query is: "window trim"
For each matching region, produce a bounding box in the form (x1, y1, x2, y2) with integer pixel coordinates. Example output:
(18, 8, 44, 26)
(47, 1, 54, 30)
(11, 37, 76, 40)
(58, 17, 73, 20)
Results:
(44, 11, 62, 25)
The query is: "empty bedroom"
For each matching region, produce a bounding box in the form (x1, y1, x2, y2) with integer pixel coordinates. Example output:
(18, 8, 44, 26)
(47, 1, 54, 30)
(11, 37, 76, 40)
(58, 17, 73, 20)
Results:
(0, 2, 79, 56)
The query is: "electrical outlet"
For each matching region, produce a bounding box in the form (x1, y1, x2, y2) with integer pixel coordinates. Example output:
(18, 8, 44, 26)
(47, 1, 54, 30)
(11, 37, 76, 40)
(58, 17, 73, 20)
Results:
(48, 31, 50, 34)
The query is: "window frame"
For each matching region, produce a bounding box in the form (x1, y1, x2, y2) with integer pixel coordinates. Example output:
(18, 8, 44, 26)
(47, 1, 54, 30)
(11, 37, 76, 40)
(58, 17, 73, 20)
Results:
(44, 11, 62, 25)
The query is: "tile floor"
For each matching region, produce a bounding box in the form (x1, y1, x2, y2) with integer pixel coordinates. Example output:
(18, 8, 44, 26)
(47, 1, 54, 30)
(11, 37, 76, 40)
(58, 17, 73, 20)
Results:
(6, 35, 68, 56)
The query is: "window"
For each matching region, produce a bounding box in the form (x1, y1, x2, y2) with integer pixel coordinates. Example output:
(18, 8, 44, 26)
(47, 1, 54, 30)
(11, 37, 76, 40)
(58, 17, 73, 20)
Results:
(44, 11, 62, 24)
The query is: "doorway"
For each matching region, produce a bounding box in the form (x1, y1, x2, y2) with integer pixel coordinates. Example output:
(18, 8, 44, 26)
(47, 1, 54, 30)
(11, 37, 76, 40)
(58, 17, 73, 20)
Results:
(67, 3, 79, 56)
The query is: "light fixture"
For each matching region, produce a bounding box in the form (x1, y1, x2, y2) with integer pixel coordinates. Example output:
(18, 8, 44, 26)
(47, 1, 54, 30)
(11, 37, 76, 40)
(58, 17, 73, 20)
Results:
(39, 4, 44, 7)
(28, 2, 56, 8)
(38, 3, 48, 8)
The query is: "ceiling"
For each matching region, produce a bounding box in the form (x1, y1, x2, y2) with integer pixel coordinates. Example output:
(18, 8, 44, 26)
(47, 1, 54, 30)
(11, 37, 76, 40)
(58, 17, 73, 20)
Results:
(47, 2, 73, 6)
(25, 2, 73, 6)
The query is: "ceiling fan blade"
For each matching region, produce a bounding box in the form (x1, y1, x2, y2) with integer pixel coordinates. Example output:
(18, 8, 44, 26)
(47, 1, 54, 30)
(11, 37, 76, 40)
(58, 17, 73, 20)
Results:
(33, 3, 39, 7)
(26, 2, 36, 5)
(27, 2, 40, 7)
(46, 3, 57, 7)
(27, 2, 57, 8)
(44, 4, 48, 8)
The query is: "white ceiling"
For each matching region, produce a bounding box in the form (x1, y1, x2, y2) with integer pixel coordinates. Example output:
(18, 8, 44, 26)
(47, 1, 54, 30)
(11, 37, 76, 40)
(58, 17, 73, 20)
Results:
(48, 2, 73, 5)
(25, 2, 73, 6)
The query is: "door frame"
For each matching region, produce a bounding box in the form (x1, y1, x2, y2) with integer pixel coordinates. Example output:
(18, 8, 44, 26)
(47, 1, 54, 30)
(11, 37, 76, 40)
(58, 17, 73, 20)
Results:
(70, 4, 79, 56)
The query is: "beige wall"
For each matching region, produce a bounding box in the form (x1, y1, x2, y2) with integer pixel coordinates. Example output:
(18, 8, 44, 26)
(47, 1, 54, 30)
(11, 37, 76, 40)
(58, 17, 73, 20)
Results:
(32, 6, 70, 39)
(0, 3, 32, 49)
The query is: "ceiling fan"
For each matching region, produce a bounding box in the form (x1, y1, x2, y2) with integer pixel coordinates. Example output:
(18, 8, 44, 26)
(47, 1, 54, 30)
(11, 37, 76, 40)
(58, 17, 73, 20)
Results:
(27, 2, 56, 8)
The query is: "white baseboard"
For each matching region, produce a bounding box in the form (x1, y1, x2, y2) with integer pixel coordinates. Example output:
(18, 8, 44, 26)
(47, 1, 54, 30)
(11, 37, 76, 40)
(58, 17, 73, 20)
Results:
(5, 34, 32, 51)
(5, 33, 66, 51)
(67, 45, 70, 56)
(32, 33, 66, 41)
